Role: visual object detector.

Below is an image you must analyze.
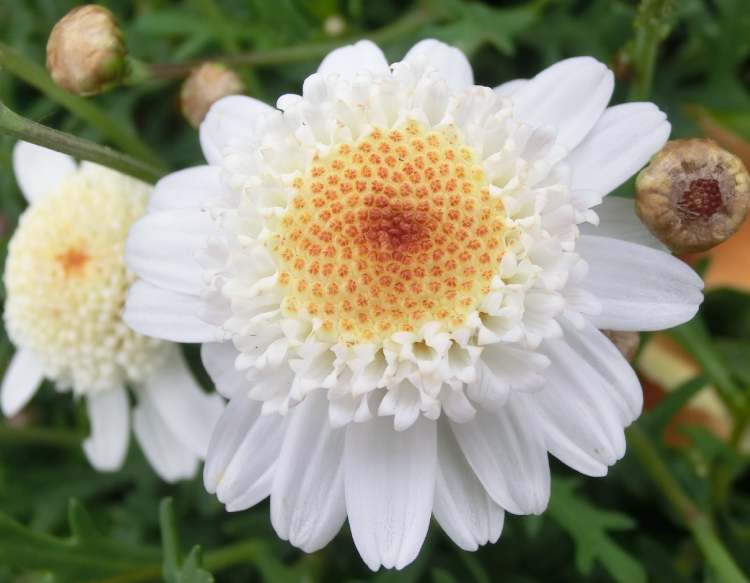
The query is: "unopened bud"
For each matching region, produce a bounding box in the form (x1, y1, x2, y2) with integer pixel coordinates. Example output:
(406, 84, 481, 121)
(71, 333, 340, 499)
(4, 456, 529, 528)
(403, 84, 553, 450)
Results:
(602, 330, 640, 362)
(180, 63, 244, 127)
(324, 15, 347, 37)
(46, 5, 127, 96)
(636, 139, 750, 253)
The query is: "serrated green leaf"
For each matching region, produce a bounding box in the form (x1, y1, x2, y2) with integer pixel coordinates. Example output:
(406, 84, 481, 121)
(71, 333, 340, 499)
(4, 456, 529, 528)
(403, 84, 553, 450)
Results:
(547, 479, 646, 583)
(159, 499, 214, 583)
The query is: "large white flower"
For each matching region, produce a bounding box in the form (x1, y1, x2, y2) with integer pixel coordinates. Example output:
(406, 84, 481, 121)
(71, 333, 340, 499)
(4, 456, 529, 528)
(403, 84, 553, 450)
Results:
(124, 40, 703, 568)
(2, 142, 223, 482)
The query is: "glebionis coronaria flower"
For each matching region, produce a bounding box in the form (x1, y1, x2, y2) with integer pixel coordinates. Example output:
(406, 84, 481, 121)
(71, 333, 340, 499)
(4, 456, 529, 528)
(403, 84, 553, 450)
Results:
(2, 142, 223, 482)
(123, 40, 703, 569)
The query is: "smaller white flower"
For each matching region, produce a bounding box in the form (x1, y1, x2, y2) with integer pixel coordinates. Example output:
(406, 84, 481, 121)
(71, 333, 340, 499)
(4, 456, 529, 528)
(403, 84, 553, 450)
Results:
(1, 142, 223, 481)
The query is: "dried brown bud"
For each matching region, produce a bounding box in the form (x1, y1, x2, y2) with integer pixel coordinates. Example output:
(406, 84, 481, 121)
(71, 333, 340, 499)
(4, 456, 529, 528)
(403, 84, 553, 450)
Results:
(602, 330, 640, 362)
(46, 5, 127, 96)
(180, 63, 244, 127)
(635, 138, 750, 253)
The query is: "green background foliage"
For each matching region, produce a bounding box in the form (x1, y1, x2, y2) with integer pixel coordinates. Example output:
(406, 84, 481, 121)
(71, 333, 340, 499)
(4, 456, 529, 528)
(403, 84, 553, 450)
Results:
(1, 0, 749, 581)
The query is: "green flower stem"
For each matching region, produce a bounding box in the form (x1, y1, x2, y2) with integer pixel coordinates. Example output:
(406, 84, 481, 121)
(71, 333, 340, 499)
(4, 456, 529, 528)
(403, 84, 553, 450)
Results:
(628, 424, 749, 582)
(628, 0, 675, 100)
(0, 102, 163, 184)
(0, 423, 82, 449)
(140, 7, 438, 80)
(0, 42, 166, 170)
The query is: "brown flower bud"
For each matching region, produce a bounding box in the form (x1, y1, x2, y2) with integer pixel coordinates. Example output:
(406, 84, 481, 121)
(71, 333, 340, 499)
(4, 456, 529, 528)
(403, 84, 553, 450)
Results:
(635, 138, 750, 253)
(180, 63, 244, 127)
(46, 5, 127, 96)
(602, 330, 640, 362)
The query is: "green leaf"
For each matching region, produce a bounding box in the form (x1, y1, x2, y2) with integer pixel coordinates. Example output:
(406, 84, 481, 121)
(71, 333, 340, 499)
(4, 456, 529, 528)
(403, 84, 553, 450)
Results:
(0, 499, 159, 581)
(641, 376, 708, 435)
(159, 498, 214, 583)
(424, 3, 538, 56)
(431, 567, 460, 583)
(547, 479, 646, 583)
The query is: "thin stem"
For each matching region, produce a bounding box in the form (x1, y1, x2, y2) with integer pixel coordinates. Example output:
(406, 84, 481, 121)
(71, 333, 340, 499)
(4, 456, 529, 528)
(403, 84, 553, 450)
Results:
(628, 0, 675, 100)
(0, 423, 82, 448)
(628, 424, 748, 582)
(143, 7, 437, 80)
(0, 42, 166, 170)
(0, 102, 163, 184)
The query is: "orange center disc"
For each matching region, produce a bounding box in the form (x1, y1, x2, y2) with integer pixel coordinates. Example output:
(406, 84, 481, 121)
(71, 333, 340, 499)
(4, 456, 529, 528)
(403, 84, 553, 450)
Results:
(272, 120, 506, 343)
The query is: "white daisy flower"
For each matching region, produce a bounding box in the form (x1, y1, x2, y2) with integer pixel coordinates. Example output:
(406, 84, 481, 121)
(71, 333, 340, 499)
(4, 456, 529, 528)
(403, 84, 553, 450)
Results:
(124, 40, 703, 568)
(2, 142, 223, 482)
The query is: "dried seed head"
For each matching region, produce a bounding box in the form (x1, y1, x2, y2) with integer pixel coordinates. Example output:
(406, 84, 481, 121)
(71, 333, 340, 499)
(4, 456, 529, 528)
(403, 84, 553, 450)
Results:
(46, 5, 127, 96)
(602, 330, 640, 362)
(180, 63, 244, 127)
(635, 139, 750, 253)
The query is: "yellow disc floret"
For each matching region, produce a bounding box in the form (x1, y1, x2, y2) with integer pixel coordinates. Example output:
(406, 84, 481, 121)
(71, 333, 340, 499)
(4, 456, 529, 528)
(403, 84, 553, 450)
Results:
(4, 164, 165, 394)
(272, 120, 506, 343)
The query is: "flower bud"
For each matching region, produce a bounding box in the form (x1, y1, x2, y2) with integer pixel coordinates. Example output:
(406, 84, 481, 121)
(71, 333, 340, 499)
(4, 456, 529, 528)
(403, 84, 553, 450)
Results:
(602, 330, 640, 361)
(46, 5, 127, 96)
(180, 63, 244, 127)
(635, 139, 750, 253)
(324, 15, 347, 37)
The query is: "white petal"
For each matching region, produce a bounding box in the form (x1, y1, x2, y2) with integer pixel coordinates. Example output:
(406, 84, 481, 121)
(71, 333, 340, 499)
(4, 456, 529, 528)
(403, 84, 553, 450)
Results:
(433, 419, 504, 551)
(535, 334, 632, 477)
(493, 79, 527, 96)
(140, 347, 223, 458)
(451, 397, 550, 515)
(513, 57, 614, 151)
(200, 95, 275, 165)
(317, 40, 388, 81)
(133, 397, 198, 482)
(201, 342, 246, 399)
(578, 235, 703, 331)
(561, 320, 643, 422)
(580, 196, 666, 250)
(12, 141, 76, 203)
(210, 394, 287, 510)
(345, 415, 437, 570)
(271, 391, 346, 552)
(148, 165, 223, 211)
(1, 349, 44, 416)
(404, 39, 473, 90)
(82, 387, 130, 472)
(568, 103, 670, 197)
(124, 280, 221, 343)
(126, 209, 213, 295)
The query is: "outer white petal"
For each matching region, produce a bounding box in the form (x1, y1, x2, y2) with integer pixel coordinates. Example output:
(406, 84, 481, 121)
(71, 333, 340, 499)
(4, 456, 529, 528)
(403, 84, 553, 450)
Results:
(403, 39, 473, 90)
(148, 165, 223, 211)
(140, 347, 223, 458)
(535, 334, 633, 477)
(561, 320, 643, 422)
(200, 95, 276, 165)
(133, 397, 198, 482)
(317, 40, 388, 81)
(82, 386, 130, 472)
(580, 196, 666, 250)
(513, 57, 614, 151)
(1, 349, 44, 416)
(433, 419, 504, 551)
(201, 342, 246, 399)
(568, 102, 670, 196)
(124, 280, 221, 343)
(207, 392, 287, 510)
(12, 141, 76, 203)
(126, 209, 213, 295)
(451, 397, 550, 515)
(493, 79, 527, 96)
(345, 415, 437, 571)
(579, 235, 703, 331)
(271, 391, 346, 552)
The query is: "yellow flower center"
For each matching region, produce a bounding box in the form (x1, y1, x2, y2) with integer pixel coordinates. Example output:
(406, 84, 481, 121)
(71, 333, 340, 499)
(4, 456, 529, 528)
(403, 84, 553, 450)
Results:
(272, 120, 506, 343)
